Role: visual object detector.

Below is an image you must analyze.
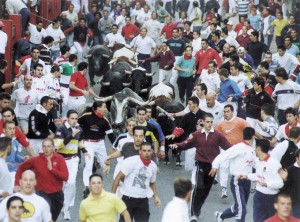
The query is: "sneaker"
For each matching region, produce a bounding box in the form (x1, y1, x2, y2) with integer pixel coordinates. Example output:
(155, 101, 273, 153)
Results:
(83, 186, 90, 199)
(190, 215, 198, 222)
(214, 211, 223, 222)
(221, 187, 228, 198)
(63, 209, 71, 220)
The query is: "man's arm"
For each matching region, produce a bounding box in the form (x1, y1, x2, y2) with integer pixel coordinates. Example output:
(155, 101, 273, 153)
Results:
(86, 85, 101, 99)
(150, 182, 161, 206)
(120, 210, 132, 222)
(112, 171, 126, 193)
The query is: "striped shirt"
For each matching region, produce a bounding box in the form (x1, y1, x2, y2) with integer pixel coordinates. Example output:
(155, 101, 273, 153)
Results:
(237, 0, 250, 16)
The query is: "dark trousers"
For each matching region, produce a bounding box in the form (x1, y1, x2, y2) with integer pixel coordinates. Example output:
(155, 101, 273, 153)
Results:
(177, 76, 194, 104)
(36, 190, 64, 221)
(120, 195, 150, 222)
(165, 2, 174, 17)
(293, 202, 300, 218)
(277, 109, 287, 125)
(137, 53, 151, 72)
(221, 177, 251, 222)
(253, 191, 276, 222)
(275, 36, 282, 47)
(237, 97, 246, 119)
(20, 8, 30, 37)
(191, 161, 215, 217)
(0, 54, 4, 60)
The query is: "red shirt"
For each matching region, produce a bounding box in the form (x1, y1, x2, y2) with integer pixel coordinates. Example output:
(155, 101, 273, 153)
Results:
(264, 84, 274, 97)
(69, 71, 88, 97)
(161, 23, 177, 40)
(122, 24, 139, 40)
(236, 34, 251, 49)
(264, 214, 300, 222)
(0, 119, 29, 147)
(194, 47, 222, 74)
(15, 152, 68, 194)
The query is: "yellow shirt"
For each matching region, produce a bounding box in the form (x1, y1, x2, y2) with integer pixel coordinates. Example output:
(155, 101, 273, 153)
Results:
(79, 190, 127, 222)
(271, 19, 289, 36)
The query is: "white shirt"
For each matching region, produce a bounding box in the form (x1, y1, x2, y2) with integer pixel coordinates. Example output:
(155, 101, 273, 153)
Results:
(275, 122, 300, 148)
(0, 192, 51, 222)
(5, 0, 27, 14)
(120, 155, 157, 198)
(63, 10, 78, 24)
(248, 155, 284, 195)
(136, 10, 152, 25)
(32, 76, 47, 99)
(28, 23, 48, 45)
(224, 36, 240, 48)
(228, 30, 237, 39)
(272, 80, 300, 110)
(0, 158, 12, 197)
(229, 73, 253, 93)
(46, 26, 65, 50)
(161, 197, 189, 222)
(43, 76, 61, 99)
(104, 33, 126, 45)
(212, 142, 257, 176)
(143, 19, 162, 39)
(270, 140, 296, 163)
(11, 88, 39, 119)
(201, 101, 224, 126)
(19, 58, 46, 76)
(130, 35, 156, 54)
(192, 37, 202, 56)
(272, 52, 299, 74)
(263, 15, 271, 35)
(200, 69, 220, 93)
(0, 31, 8, 54)
(115, 15, 126, 34)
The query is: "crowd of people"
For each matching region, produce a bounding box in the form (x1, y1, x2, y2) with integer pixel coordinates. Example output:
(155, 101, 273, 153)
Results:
(0, 0, 300, 222)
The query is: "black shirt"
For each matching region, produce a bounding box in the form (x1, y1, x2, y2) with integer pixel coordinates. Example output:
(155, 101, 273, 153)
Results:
(247, 40, 268, 67)
(78, 112, 116, 143)
(0, 72, 5, 93)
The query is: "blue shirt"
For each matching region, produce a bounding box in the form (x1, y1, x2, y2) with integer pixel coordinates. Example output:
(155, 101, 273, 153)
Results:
(148, 118, 165, 142)
(248, 15, 262, 31)
(244, 54, 254, 68)
(286, 44, 300, 57)
(6, 139, 23, 172)
(175, 56, 196, 77)
(218, 78, 242, 102)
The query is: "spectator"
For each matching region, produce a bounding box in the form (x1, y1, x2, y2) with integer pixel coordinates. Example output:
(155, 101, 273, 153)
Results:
(53, 45, 71, 66)
(5, 196, 24, 222)
(248, 6, 262, 31)
(191, 31, 202, 56)
(272, 45, 299, 75)
(38, 36, 54, 75)
(115, 8, 127, 33)
(226, 20, 237, 39)
(161, 16, 177, 40)
(60, 12, 73, 47)
(209, 30, 226, 53)
(221, 27, 240, 48)
(0, 60, 19, 93)
(236, 0, 250, 20)
(247, 30, 268, 68)
(268, 0, 282, 16)
(99, 10, 115, 44)
(15, 31, 31, 61)
(157, 1, 168, 23)
(122, 16, 139, 44)
(189, 1, 202, 33)
(143, 12, 162, 46)
(261, 8, 276, 49)
(281, 15, 300, 40)
(237, 46, 254, 67)
(199, 60, 220, 93)
(283, 35, 300, 57)
(88, 12, 102, 46)
(0, 22, 7, 60)
(136, 4, 152, 27)
(104, 24, 126, 46)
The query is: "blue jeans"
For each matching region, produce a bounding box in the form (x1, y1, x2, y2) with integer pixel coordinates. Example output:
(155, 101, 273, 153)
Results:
(51, 50, 61, 61)
(20, 8, 30, 36)
(253, 191, 276, 222)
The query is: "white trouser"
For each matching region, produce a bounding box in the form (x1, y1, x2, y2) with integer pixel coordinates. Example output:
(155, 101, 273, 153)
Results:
(170, 56, 180, 86)
(63, 156, 79, 208)
(71, 0, 80, 14)
(61, 87, 70, 118)
(29, 139, 43, 155)
(219, 160, 230, 188)
(81, 0, 89, 13)
(9, 172, 16, 189)
(73, 42, 84, 62)
(83, 140, 107, 186)
(67, 96, 86, 114)
(158, 69, 172, 83)
(184, 148, 196, 172)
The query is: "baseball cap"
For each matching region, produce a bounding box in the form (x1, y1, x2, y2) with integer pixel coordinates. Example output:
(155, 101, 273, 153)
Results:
(227, 20, 233, 26)
(0, 21, 4, 27)
(238, 47, 245, 53)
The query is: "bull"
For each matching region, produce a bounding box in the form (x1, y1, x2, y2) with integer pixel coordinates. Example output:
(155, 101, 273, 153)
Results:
(108, 43, 137, 67)
(131, 67, 154, 99)
(85, 45, 110, 86)
(99, 62, 132, 97)
(96, 88, 148, 133)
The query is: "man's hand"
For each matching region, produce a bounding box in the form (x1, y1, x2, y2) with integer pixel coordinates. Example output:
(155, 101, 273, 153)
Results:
(23, 155, 30, 161)
(82, 90, 89, 96)
(72, 128, 81, 137)
(84, 152, 91, 159)
(279, 168, 288, 181)
(227, 95, 233, 102)
(166, 134, 176, 140)
(0, 191, 9, 198)
(14, 78, 19, 84)
(13, 186, 21, 192)
(169, 144, 178, 149)
(208, 168, 217, 177)
(46, 156, 52, 171)
(154, 196, 161, 207)
(159, 151, 165, 159)
(238, 175, 248, 179)
(102, 165, 110, 174)
(256, 181, 267, 187)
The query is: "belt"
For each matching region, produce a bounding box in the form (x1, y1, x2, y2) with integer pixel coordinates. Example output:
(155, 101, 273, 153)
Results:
(85, 139, 103, 142)
(64, 155, 78, 160)
(69, 96, 84, 99)
(123, 195, 147, 200)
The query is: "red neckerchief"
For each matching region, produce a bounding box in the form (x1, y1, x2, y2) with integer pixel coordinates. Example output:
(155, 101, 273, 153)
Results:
(184, 54, 192, 60)
(93, 110, 103, 119)
(263, 154, 270, 162)
(242, 140, 250, 146)
(140, 154, 151, 167)
(285, 120, 299, 137)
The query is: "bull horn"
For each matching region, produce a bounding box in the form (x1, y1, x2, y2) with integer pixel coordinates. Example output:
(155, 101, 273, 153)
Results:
(102, 54, 110, 58)
(148, 101, 155, 106)
(128, 97, 149, 106)
(84, 54, 92, 58)
(94, 95, 113, 102)
(101, 81, 110, 86)
(123, 79, 132, 87)
(108, 58, 117, 64)
(128, 59, 137, 65)
(145, 72, 156, 77)
(125, 70, 132, 75)
(140, 88, 148, 93)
